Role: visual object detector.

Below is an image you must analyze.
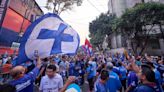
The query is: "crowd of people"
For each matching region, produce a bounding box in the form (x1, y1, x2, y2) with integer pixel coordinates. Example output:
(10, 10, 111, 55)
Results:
(0, 52, 164, 92)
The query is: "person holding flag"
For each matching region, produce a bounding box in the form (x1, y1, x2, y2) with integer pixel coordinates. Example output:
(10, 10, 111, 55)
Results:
(9, 12, 81, 92)
(9, 56, 41, 92)
(17, 13, 80, 65)
(83, 39, 93, 56)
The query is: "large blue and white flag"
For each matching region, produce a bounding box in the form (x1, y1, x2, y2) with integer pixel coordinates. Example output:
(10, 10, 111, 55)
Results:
(17, 13, 80, 65)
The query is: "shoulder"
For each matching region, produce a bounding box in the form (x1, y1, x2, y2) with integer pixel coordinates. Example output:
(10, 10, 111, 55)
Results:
(135, 85, 154, 92)
(41, 75, 48, 80)
(110, 71, 119, 78)
(113, 72, 119, 77)
(55, 73, 62, 79)
(95, 80, 102, 89)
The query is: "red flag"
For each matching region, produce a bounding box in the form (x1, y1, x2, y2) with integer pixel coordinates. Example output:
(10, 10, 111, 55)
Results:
(85, 39, 92, 48)
(84, 39, 93, 56)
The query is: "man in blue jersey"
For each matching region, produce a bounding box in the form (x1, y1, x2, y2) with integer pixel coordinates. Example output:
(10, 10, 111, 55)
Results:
(134, 65, 160, 92)
(69, 58, 75, 76)
(94, 69, 109, 92)
(86, 60, 95, 92)
(9, 57, 41, 92)
(144, 62, 163, 92)
(126, 64, 138, 92)
(118, 62, 127, 92)
(106, 62, 122, 92)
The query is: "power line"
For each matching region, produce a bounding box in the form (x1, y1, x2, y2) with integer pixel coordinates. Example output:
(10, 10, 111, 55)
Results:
(65, 20, 89, 25)
(64, 16, 97, 21)
(97, 0, 107, 11)
(87, 0, 102, 13)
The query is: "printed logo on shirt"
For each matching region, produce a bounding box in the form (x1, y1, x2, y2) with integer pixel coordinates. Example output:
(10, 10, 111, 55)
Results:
(109, 75, 116, 79)
(44, 82, 49, 85)
(131, 81, 136, 86)
(16, 80, 31, 91)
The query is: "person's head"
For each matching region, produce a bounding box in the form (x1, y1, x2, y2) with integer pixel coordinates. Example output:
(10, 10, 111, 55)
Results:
(138, 65, 155, 83)
(6, 59, 11, 64)
(144, 62, 154, 69)
(10, 66, 26, 79)
(158, 60, 164, 65)
(88, 61, 92, 66)
(127, 63, 133, 71)
(89, 57, 93, 61)
(101, 63, 106, 69)
(100, 70, 109, 84)
(0, 84, 16, 92)
(157, 56, 161, 61)
(46, 64, 56, 78)
(43, 58, 49, 62)
(136, 56, 141, 61)
(62, 55, 66, 61)
(106, 62, 113, 71)
(117, 62, 122, 67)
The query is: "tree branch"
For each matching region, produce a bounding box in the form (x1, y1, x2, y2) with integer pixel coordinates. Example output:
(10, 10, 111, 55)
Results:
(139, 24, 154, 55)
(159, 23, 164, 39)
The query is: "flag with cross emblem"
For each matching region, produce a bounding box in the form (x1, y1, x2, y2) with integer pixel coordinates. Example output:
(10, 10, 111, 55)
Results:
(17, 13, 80, 65)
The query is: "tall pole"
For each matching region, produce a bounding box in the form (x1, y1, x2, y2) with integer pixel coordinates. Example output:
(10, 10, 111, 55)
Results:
(111, 0, 114, 14)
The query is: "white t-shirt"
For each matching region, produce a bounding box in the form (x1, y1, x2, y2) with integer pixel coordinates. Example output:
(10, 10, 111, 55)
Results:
(39, 74, 63, 92)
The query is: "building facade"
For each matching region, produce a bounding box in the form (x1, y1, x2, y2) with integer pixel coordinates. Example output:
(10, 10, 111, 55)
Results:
(108, 0, 164, 55)
(0, 0, 43, 54)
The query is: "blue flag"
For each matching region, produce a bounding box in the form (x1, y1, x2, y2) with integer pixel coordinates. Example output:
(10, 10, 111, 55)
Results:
(17, 13, 80, 65)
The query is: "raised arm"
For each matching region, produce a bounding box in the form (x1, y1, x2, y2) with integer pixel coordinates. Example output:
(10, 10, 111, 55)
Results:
(59, 76, 76, 92)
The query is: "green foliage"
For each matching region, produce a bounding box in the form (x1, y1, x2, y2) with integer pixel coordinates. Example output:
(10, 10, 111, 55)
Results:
(114, 2, 164, 55)
(89, 13, 116, 48)
(46, 0, 83, 14)
(118, 2, 164, 31)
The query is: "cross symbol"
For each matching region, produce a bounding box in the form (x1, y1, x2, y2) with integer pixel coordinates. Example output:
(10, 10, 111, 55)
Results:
(37, 23, 73, 54)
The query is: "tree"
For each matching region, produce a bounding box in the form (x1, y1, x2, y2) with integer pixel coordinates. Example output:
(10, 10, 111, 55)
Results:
(113, 2, 164, 55)
(141, 0, 145, 3)
(89, 13, 116, 48)
(46, 0, 83, 14)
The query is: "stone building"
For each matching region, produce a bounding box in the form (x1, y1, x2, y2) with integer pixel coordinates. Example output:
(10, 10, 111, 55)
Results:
(108, 0, 164, 55)
(0, 0, 43, 54)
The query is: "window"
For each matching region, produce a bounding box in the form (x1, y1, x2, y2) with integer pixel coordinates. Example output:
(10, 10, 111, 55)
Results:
(0, 0, 2, 5)
(150, 39, 160, 49)
(30, 14, 34, 22)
